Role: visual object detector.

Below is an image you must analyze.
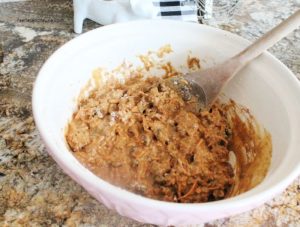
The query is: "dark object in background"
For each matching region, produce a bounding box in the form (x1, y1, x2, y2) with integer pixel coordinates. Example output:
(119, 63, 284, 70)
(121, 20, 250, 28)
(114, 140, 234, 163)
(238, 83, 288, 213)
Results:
(153, 0, 198, 22)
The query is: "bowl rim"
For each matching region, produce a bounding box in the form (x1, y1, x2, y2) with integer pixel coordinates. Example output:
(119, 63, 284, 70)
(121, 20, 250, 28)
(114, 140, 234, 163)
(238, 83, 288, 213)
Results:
(32, 19, 300, 212)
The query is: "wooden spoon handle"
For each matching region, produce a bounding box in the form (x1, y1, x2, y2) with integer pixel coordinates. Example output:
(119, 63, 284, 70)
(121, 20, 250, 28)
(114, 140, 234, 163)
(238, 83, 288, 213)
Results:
(236, 9, 300, 65)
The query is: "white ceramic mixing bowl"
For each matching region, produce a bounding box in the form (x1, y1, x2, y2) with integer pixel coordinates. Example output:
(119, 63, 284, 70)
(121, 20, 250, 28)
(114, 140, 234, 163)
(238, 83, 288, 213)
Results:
(32, 20, 300, 226)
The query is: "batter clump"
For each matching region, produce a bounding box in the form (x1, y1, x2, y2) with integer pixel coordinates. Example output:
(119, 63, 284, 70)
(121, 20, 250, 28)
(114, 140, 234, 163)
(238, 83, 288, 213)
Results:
(66, 75, 237, 203)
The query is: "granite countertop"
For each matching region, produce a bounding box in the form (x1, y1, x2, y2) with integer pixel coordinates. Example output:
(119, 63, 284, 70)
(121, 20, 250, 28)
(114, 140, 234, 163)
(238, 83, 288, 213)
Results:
(0, 0, 299, 226)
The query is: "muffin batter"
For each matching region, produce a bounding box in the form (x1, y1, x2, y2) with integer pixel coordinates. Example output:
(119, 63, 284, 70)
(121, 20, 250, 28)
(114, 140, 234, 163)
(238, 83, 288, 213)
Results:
(67, 75, 241, 203)
(66, 50, 271, 203)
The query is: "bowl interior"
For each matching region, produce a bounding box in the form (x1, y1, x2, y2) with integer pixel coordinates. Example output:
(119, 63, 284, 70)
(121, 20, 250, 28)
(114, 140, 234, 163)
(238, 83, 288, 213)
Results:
(33, 20, 300, 211)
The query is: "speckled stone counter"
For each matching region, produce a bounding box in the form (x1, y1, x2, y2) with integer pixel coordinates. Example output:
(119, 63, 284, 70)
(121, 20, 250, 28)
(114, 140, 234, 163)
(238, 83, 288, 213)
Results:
(0, 0, 299, 226)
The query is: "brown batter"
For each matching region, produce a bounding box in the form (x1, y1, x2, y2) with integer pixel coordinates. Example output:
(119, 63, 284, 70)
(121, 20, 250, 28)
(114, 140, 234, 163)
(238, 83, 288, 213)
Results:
(66, 74, 271, 203)
(66, 46, 271, 203)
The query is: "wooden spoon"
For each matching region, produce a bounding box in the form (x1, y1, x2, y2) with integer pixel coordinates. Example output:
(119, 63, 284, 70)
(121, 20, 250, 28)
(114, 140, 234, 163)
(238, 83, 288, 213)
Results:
(168, 10, 300, 110)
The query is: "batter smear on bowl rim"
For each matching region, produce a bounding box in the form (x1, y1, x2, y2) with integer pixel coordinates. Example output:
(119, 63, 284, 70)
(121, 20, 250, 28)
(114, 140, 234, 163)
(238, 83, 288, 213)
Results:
(66, 46, 272, 203)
